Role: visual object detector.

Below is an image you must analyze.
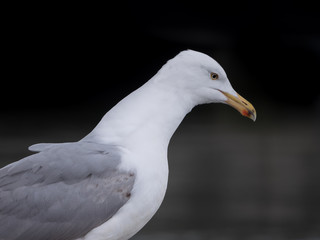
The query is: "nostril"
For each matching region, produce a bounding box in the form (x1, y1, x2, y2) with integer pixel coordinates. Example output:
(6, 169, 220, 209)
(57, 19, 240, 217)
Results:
(242, 101, 248, 106)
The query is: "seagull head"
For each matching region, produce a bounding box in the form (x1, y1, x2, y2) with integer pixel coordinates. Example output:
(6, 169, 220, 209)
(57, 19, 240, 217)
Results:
(154, 50, 256, 121)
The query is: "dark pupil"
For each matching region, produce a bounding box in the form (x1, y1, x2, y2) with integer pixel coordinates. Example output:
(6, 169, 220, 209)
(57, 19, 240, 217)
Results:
(212, 74, 217, 78)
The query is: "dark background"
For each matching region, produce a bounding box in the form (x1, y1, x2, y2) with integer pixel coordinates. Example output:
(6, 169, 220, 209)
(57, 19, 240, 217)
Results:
(1, 1, 320, 239)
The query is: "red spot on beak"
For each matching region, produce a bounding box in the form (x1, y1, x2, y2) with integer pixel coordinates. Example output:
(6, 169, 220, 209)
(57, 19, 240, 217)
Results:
(241, 109, 249, 116)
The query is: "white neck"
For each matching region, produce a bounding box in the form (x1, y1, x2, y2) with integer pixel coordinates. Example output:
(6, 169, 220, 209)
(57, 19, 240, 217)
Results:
(82, 79, 195, 152)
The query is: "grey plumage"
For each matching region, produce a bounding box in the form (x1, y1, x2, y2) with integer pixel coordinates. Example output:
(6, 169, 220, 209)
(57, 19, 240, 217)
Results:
(0, 142, 135, 240)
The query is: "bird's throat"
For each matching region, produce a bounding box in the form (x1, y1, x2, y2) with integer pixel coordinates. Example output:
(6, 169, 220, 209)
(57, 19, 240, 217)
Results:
(82, 81, 193, 151)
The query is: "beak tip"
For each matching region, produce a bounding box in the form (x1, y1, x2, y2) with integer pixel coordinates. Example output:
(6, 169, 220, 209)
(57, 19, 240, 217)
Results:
(220, 90, 256, 122)
(250, 112, 257, 122)
(241, 109, 256, 122)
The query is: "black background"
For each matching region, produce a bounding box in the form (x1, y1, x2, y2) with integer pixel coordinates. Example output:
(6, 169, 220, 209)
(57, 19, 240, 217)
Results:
(2, 1, 320, 239)
(3, 1, 320, 112)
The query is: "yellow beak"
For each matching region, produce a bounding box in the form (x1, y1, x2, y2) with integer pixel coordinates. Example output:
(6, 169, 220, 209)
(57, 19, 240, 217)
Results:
(220, 91, 257, 121)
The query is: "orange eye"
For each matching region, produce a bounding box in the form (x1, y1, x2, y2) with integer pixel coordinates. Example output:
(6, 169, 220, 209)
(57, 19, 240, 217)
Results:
(210, 72, 219, 80)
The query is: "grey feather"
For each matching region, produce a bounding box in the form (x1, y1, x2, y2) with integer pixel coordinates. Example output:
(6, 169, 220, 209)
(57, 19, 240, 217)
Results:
(28, 143, 62, 152)
(0, 142, 135, 240)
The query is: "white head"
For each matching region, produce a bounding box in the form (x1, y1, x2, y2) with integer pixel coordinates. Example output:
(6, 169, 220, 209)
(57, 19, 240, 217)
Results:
(152, 50, 256, 121)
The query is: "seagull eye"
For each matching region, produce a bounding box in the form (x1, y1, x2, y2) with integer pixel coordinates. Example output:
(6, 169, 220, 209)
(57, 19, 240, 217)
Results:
(210, 72, 219, 80)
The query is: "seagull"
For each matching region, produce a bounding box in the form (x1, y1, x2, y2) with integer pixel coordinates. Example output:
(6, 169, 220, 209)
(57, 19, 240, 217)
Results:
(0, 50, 256, 240)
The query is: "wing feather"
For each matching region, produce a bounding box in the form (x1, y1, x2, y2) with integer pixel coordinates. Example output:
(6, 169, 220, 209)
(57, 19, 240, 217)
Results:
(0, 142, 135, 240)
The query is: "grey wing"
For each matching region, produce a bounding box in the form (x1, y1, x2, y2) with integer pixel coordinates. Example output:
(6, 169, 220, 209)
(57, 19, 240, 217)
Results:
(0, 142, 135, 240)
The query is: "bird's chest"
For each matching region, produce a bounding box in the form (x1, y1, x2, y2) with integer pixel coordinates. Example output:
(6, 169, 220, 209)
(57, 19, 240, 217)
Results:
(82, 150, 169, 240)
(124, 150, 169, 224)
(116, 151, 169, 239)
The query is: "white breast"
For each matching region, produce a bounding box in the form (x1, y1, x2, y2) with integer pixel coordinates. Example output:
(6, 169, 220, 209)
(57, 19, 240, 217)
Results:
(79, 76, 193, 240)
(82, 148, 169, 240)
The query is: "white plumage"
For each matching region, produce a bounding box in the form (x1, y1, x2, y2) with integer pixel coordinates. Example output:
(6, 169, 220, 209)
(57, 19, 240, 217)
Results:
(0, 50, 256, 240)
(81, 50, 256, 239)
